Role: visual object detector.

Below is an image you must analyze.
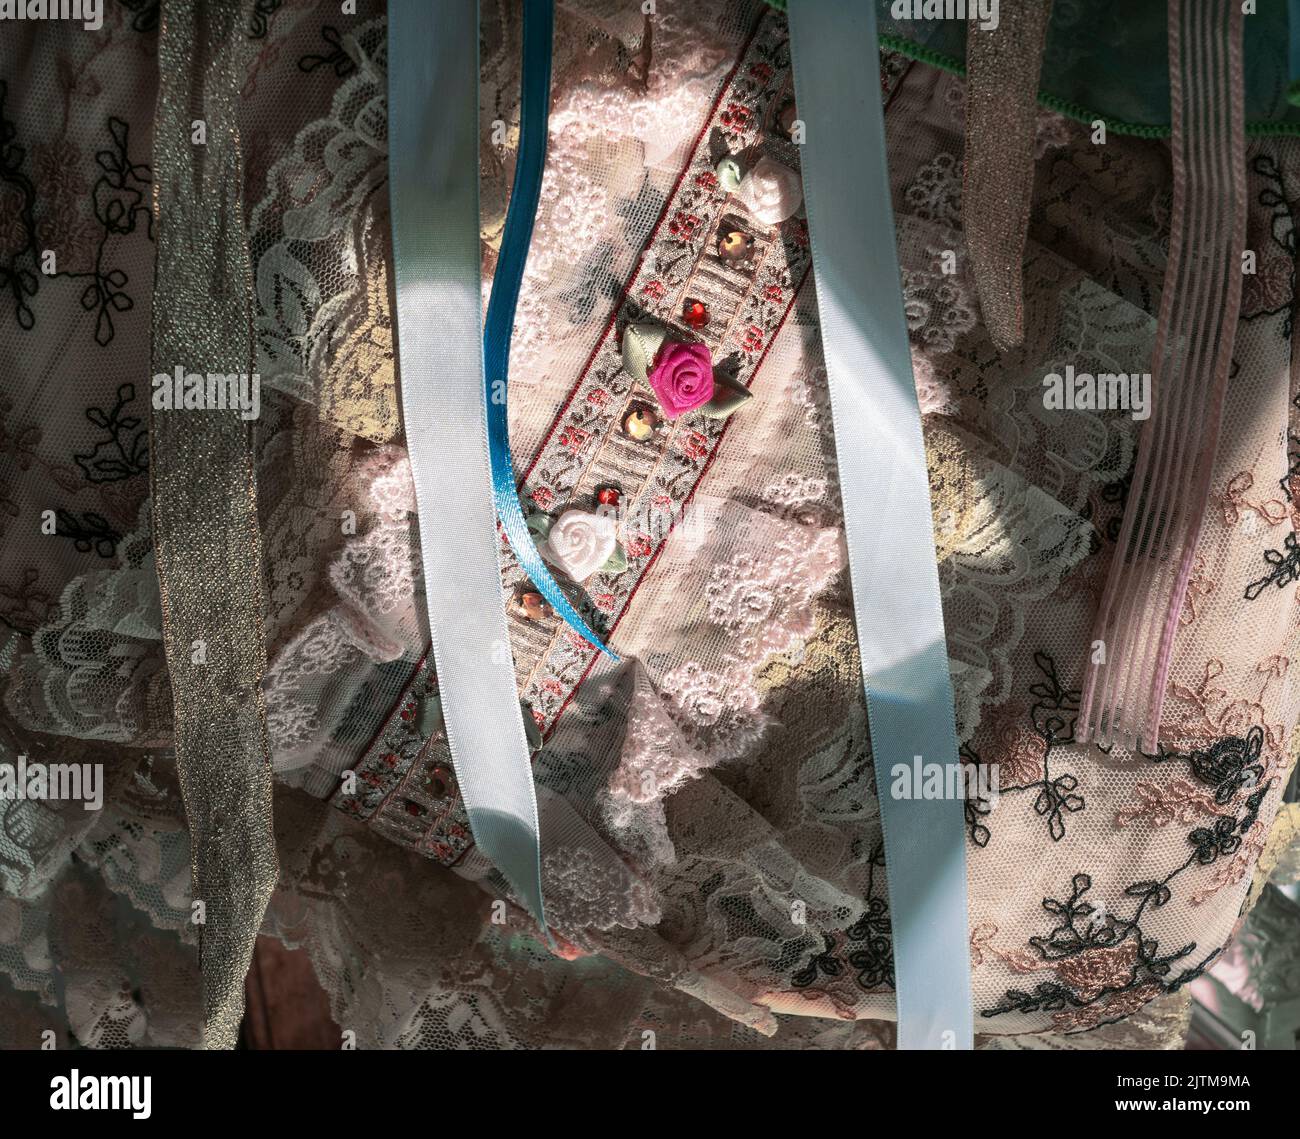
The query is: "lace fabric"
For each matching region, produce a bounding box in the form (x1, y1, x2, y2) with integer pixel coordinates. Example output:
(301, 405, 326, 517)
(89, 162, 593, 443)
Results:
(1, 0, 1299, 1050)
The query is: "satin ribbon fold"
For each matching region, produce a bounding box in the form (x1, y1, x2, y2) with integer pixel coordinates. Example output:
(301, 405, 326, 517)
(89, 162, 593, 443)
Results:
(486, 0, 617, 661)
(388, 0, 548, 927)
(789, 0, 974, 1049)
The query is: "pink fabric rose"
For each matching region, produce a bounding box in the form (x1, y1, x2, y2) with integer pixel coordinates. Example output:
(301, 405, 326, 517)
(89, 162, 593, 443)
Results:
(648, 342, 714, 419)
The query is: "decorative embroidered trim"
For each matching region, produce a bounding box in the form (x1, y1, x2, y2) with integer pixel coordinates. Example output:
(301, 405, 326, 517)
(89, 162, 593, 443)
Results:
(333, 7, 816, 864)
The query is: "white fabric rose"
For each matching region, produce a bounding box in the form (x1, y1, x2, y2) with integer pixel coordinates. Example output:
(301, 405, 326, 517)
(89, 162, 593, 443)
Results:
(543, 509, 618, 581)
(736, 156, 803, 225)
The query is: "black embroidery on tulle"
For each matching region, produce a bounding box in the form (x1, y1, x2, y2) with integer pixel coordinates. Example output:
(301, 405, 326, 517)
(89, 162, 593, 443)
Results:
(790, 845, 894, 993)
(53, 509, 120, 558)
(981, 869, 1217, 1026)
(1081, 459, 1134, 554)
(74, 383, 148, 482)
(983, 724, 1276, 1032)
(1245, 530, 1300, 600)
(1246, 153, 1296, 337)
(961, 740, 992, 848)
(1150, 725, 1266, 806)
(114, 0, 159, 33)
(1280, 395, 1300, 502)
(0, 568, 54, 636)
(248, 0, 284, 39)
(298, 26, 358, 77)
(0, 80, 40, 332)
(963, 652, 1086, 846)
(51, 117, 152, 347)
(1243, 391, 1300, 600)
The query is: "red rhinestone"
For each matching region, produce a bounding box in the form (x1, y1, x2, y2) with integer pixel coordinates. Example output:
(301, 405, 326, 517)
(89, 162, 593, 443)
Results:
(597, 487, 621, 506)
(683, 299, 709, 329)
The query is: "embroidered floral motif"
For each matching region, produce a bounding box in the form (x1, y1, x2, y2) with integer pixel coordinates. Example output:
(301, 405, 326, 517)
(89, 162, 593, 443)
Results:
(1245, 530, 1300, 600)
(963, 652, 1085, 845)
(0, 80, 39, 331)
(903, 152, 961, 227)
(790, 846, 894, 993)
(1242, 153, 1296, 332)
(74, 383, 148, 482)
(983, 714, 1280, 1031)
(901, 260, 976, 354)
(297, 26, 358, 78)
(1152, 725, 1266, 807)
(53, 509, 120, 558)
(1114, 777, 1218, 828)
(247, 0, 284, 39)
(55, 116, 153, 347)
(1219, 470, 1289, 529)
(981, 871, 1215, 1032)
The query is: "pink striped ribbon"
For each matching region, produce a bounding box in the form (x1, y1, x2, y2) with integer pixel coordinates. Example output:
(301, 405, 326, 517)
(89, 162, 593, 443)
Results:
(1079, 0, 1247, 751)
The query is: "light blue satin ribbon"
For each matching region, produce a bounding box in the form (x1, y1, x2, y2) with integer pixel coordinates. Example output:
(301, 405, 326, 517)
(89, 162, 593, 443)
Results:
(485, 0, 617, 660)
(788, 0, 974, 1049)
(388, 0, 548, 928)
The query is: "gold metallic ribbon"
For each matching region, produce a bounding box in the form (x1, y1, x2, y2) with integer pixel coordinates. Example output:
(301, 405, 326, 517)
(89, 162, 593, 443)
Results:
(149, 0, 277, 1049)
(962, 1, 1052, 353)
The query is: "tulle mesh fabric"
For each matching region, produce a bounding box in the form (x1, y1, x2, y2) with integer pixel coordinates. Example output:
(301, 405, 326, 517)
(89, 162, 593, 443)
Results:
(1, 0, 1298, 1050)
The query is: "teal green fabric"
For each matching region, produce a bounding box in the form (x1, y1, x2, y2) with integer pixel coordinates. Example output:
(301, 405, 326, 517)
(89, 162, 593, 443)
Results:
(768, 1, 1300, 137)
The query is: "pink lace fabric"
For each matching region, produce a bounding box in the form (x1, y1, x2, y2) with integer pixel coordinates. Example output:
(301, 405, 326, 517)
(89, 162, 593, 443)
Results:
(1, 0, 1298, 1050)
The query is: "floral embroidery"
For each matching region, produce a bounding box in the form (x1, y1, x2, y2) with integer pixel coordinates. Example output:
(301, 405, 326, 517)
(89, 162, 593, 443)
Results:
(1151, 725, 1266, 807)
(901, 253, 976, 354)
(790, 845, 894, 993)
(984, 715, 1279, 1031)
(1242, 153, 1296, 332)
(74, 382, 148, 482)
(1114, 777, 1218, 828)
(963, 652, 1085, 845)
(53, 509, 120, 558)
(247, 0, 284, 39)
(0, 79, 39, 331)
(903, 152, 961, 228)
(0, 567, 54, 637)
(1219, 470, 1289, 529)
(1245, 530, 1300, 600)
(981, 871, 1216, 1032)
(1179, 554, 1215, 626)
(48, 116, 153, 347)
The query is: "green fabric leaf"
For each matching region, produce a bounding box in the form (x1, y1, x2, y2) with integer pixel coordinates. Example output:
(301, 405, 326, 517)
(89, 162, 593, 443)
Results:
(699, 371, 754, 419)
(521, 702, 544, 752)
(601, 542, 628, 574)
(621, 322, 666, 383)
(416, 692, 444, 738)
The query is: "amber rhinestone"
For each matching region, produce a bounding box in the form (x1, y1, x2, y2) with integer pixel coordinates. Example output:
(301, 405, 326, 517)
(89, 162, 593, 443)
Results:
(623, 406, 658, 440)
